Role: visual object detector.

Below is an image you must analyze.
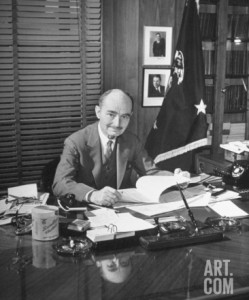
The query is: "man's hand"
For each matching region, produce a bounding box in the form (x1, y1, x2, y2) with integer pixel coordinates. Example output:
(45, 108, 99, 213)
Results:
(89, 186, 122, 207)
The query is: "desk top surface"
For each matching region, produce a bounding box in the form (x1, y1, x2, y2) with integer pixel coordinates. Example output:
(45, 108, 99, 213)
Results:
(1, 199, 249, 300)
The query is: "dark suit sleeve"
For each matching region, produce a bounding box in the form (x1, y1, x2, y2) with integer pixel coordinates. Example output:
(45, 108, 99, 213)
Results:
(52, 138, 93, 201)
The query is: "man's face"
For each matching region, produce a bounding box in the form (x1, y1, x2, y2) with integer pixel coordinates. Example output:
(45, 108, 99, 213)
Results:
(153, 77, 161, 88)
(156, 34, 161, 42)
(98, 255, 132, 283)
(95, 90, 133, 138)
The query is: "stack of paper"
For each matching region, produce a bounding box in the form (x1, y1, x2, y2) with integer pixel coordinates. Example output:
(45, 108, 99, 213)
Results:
(126, 192, 212, 217)
(87, 227, 135, 242)
(209, 201, 248, 218)
(210, 190, 240, 203)
(220, 141, 249, 154)
(86, 209, 155, 242)
(0, 184, 49, 226)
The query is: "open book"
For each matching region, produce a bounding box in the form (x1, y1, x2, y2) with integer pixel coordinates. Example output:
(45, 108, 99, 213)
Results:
(118, 175, 198, 204)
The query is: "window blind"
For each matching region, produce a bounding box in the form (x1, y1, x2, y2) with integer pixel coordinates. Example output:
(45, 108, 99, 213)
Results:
(0, 0, 19, 190)
(0, 0, 102, 194)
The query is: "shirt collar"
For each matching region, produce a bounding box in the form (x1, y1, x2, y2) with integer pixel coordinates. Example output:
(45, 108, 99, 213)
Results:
(98, 122, 116, 149)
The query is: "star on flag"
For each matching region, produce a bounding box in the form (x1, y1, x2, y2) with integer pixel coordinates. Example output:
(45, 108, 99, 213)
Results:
(195, 99, 206, 115)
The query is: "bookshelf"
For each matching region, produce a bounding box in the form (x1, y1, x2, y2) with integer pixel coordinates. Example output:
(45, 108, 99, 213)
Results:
(200, 0, 249, 156)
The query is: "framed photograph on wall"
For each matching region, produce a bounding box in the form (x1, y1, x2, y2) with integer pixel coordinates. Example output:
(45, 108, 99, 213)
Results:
(143, 26, 172, 66)
(142, 68, 171, 107)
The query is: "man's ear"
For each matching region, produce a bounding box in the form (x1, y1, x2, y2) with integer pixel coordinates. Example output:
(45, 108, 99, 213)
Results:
(95, 105, 101, 119)
(96, 261, 101, 267)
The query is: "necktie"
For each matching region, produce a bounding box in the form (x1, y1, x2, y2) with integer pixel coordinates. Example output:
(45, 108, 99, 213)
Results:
(105, 139, 113, 161)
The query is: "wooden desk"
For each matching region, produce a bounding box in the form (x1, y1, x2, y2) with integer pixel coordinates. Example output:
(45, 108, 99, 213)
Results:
(195, 153, 232, 175)
(1, 200, 249, 300)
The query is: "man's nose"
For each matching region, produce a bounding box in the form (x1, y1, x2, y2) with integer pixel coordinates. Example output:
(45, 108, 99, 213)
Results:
(112, 115, 121, 126)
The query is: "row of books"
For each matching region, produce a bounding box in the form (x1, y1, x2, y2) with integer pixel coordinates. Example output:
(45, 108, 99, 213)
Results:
(200, 13, 217, 40)
(207, 122, 246, 145)
(204, 84, 247, 113)
(227, 14, 249, 39)
(203, 49, 248, 76)
(223, 85, 247, 112)
(203, 49, 215, 75)
(200, 12, 249, 41)
(226, 50, 248, 75)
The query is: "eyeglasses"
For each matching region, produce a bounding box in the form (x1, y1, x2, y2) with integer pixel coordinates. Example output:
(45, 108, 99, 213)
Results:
(12, 204, 32, 235)
(5, 195, 37, 205)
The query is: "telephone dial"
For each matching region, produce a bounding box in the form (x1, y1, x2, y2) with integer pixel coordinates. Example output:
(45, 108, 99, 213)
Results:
(214, 160, 249, 188)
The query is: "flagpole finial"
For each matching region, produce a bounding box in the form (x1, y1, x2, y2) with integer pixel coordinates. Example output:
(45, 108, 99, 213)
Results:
(195, 0, 200, 14)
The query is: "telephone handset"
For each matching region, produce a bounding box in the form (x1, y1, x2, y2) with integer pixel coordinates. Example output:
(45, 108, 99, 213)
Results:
(214, 160, 249, 188)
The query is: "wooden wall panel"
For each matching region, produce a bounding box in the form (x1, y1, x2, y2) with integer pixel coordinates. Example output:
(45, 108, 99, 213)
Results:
(103, 0, 185, 144)
(103, 0, 139, 133)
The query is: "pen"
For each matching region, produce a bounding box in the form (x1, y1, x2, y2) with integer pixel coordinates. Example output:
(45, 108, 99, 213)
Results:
(176, 183, 199, 232)
(87, 203, 119, 213)
(212, 188, 227, 197)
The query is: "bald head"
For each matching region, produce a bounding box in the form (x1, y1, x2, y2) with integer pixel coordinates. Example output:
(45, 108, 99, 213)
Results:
(99, 89, 134, 111)
(95, 89, 133, 138)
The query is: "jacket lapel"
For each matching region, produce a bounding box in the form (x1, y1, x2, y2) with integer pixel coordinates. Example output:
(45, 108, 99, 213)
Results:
(116, 136, 129, 189)
(86, 123, 102, 188)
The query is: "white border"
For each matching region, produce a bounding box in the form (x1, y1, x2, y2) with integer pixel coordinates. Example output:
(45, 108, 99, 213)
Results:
(143, 69, 171, 107)
(143, 26, 172, 66)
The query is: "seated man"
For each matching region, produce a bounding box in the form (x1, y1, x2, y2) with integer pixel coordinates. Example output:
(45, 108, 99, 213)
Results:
(52, 89, 172, 207)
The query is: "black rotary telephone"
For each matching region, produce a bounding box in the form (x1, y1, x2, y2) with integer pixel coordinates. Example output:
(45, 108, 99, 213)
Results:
(215, 160, 249, 188)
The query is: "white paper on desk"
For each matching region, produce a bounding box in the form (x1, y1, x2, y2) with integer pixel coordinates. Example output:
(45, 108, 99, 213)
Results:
(113, 213, 155, 232)
(119, 175, 190, 203)
(88, 209, 119, 228)
(8, 183, 38, 199)
(4, 202, 41, 216)
(0, 216, 13, 226)
(209, 190, 241, 203)
(127, 192, 211, 217)
(88, 210, 154, 232)
(0, 199, 12, 215)
(209, 201, 248, 218)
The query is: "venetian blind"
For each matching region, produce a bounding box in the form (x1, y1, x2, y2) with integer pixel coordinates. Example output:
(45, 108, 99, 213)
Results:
(0, 0, 102, 194)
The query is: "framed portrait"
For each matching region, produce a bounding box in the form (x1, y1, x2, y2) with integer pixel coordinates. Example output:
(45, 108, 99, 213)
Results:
(142, 69, 171, 107)
(143, 26, 172, 66)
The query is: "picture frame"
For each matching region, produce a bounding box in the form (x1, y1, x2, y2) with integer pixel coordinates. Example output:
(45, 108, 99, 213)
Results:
(142, 69, 171, 107)
(143, 26, 172, 66)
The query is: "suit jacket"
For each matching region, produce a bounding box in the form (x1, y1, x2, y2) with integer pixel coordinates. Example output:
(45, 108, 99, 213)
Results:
(52, 122, 168, 201)
(148, 85, 165, 97)
(153, 39, 165, 57)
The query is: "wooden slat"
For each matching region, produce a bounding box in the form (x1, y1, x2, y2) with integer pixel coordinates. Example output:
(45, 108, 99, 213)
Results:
(0, 0, 102, 190)
(0, 1, 17, 193)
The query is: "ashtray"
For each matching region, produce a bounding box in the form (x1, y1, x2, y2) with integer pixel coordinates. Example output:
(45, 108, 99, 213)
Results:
(54, 238, 92, 257)
(205, 217, 241, 231)
(155, 216, 187, 235)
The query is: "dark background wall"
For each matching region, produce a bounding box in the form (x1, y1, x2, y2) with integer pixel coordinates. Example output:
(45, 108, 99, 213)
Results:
(102, 0, 185, 144)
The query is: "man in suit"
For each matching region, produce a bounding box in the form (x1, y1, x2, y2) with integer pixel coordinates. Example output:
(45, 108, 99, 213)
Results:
(53, 89, 172, 206)
(152, 32, 165, 57)
(148, 74, 165, 97)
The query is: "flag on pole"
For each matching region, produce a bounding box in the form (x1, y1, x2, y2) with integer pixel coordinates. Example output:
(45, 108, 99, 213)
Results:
(145, 0, 208, 172)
